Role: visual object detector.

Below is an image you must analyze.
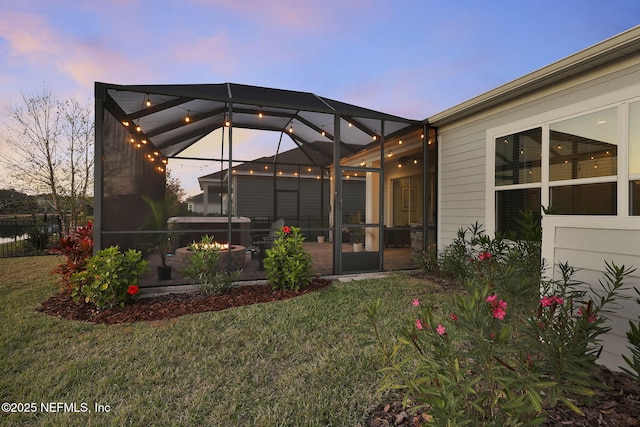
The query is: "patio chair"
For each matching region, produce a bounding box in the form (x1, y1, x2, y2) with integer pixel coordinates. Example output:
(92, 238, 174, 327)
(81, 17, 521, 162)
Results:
(254, 218, 285, 270)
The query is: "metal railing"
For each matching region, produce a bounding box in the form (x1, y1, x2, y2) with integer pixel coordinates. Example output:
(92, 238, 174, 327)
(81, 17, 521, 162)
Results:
(0, 214, 62, 257)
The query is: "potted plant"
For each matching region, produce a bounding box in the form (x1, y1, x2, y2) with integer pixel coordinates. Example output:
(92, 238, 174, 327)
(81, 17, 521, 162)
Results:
(347, 212, 365, 252)
(142, 194, 178, 280)
(314, 215, 328, 243)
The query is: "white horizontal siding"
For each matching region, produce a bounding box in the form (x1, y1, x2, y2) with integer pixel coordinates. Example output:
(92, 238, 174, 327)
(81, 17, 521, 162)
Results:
(541, 215, 640, 372)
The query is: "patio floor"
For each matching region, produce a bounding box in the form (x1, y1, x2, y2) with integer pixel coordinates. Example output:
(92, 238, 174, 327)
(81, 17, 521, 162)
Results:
(139, 241, 418, 290)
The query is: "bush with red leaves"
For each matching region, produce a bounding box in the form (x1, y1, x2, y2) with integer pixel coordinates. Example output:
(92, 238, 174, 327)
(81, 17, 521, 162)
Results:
(48, 221, 94, 291)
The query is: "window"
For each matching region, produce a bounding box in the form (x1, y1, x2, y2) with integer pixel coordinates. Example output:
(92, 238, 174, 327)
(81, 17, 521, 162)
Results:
(549, 108, 617, 181)
(496, 188, 541, 236)
(495, 128, 542, 186)
(550, 182, 616, 215)
(630, 102, 640, 175)
(630, 102, 640, 215)
(631, 181, 640, 215)
(494, 106, 627, 232)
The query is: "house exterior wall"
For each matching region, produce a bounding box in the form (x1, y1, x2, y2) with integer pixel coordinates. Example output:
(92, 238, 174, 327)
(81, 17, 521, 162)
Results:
(234, 174, 331, 220)
(437, 56, 640, 247)
(435, 46, 640, 372)
(541, 215, 640, 370)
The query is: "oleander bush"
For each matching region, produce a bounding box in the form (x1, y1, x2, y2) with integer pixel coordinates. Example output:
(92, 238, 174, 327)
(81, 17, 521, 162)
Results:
(370, 223, 635, 426)
(180, 234, 240, 295)
(264, 225, 312, 291)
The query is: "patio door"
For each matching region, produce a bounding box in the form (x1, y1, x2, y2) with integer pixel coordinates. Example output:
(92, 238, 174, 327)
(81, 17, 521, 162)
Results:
(340, 168, 382, 273)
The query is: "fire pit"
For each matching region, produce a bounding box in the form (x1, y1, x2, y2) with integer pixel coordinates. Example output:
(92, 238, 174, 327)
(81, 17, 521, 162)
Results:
(175, 243, 247, 272)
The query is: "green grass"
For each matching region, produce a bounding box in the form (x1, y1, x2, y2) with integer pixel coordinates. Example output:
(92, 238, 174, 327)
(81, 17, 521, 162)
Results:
(0, 256, 447, 426)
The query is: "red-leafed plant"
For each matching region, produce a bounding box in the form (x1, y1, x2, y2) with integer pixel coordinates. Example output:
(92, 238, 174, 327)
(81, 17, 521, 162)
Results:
(48, 220, 94, 291)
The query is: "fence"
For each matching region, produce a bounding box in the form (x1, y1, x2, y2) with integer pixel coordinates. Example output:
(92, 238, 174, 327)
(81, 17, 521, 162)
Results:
(0, 214, 62, 258)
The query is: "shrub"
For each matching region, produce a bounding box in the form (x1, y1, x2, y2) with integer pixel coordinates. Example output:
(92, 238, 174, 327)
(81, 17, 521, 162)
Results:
(180, 235, 240, 295)
(263, 225, 312, 291)
(369, 225, 635, 426)
(623, 285, 640, 381)
(48, 221, 94, 291)
(69, 246, 149, 309)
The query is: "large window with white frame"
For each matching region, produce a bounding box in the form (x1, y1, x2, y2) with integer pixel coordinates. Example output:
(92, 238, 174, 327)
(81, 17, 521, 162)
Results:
(494, 102, 639, 235)
(630, 101, 640, 215)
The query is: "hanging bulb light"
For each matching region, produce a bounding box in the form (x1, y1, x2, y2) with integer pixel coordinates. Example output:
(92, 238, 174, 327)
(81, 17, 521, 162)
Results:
(145, 95, 151, 107)
(288, 124, 294, 133)
(258, 111, 263, 118)
(387, 150, 393, 157)
(398, 139, 403, 145)
(372, 135, 377, 141)
(136, 122, 141, 132)
(360, 159, 365, 166)
(122, 120, 130, 127)
(185, 111, 191, 123)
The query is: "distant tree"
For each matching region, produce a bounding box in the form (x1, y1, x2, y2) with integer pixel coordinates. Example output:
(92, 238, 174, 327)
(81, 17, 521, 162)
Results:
(166, 170, 189, 216)
(0, 86, 94, 232)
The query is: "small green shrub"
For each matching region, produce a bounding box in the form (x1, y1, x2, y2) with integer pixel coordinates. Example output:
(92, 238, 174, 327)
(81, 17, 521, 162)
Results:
(263, 225, 312, 291)
(70, 246, 149, 309)
(180, 235, 240, 295)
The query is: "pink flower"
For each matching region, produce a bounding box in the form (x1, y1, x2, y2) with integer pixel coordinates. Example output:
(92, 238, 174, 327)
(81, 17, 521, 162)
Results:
(478, 251, 492, 261)
(412, 298, 420, 307)
(498, 300, 508, 310)
(436, 324, 446, 335)
(486, 294, 498, 303)
(577, 307, 583, 316)
(492, 307, 506, 320)
(540, 295, 564, 307)
(449, 313, 458, 321)
(589, 315, 597, 323)
(415, 319, 424, 330)
(540, 296, 554, 307)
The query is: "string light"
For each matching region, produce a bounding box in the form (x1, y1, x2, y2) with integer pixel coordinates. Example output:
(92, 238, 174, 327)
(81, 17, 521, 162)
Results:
(258, 111, 263, 118)
(288, 124, 294, 133)
(136, 122, 141, 132)
(398, 140, 403, 145)
(123, 121, 130, 127)
(185, 111, 191, 123)
(145, 95, 151, 107)
(387, 150, 393, 157)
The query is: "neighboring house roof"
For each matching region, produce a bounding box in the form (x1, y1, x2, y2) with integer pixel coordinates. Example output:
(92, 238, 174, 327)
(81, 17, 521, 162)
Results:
(428, 25, 640, 127)
(187, 191, 222, 204)
(198, 141, 338, 183)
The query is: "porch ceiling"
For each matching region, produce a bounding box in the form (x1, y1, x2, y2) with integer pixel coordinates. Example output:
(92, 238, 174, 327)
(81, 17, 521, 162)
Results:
(97, 82, 421, 163)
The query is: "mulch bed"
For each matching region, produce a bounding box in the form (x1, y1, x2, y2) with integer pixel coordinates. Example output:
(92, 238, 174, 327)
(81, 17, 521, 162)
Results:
(36, 278, 332, 325)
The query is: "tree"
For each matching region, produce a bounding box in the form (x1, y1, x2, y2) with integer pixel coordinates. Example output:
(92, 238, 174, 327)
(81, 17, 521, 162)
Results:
(0, 86, 94, 233)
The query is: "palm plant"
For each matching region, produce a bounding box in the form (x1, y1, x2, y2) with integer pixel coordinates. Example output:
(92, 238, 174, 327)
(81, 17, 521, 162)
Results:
(141, 194, 178, 270)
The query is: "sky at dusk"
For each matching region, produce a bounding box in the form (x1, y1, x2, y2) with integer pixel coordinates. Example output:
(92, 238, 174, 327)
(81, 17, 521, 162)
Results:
(0, 0, 639, 197)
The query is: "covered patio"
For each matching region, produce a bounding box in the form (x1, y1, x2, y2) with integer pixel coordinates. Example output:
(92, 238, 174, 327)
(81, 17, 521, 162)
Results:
(94, 82, 435, 281)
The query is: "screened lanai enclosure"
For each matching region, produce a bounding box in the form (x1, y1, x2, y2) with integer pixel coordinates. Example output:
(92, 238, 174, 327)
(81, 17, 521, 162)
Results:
(94, 82, 437, 286)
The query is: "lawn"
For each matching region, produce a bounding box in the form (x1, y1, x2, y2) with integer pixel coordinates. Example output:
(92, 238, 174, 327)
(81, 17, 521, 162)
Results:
(0, 256, 445, 427)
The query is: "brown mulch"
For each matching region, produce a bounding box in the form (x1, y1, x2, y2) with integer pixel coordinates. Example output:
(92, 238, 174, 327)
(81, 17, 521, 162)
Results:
(36, 275, 639, 425)
(36, 278, 332, 325)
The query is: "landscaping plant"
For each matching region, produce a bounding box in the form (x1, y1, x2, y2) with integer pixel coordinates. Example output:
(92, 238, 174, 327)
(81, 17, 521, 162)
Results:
(180, 234, 240, 295)
(369, 224, 635, 426)
(263, 225, 312, 290)
(623, 285, 640, 381)
(48, 220, 94, 291)
(69, 245, 149, 308)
